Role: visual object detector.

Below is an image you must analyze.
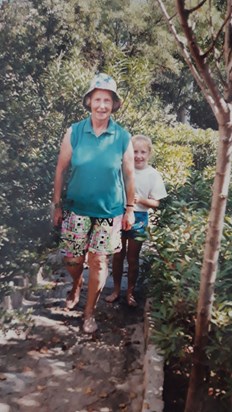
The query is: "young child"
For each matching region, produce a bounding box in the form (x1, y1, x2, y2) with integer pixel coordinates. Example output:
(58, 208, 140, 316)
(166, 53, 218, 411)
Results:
(105, 134, 167, 307)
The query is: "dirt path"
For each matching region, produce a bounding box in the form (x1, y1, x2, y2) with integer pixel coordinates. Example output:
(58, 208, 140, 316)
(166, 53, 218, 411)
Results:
(0, 263, 146, 412)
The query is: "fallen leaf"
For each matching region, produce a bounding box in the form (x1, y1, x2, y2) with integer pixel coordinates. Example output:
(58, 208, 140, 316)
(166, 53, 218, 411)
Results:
(23, 366, 32, 372)
(0, 374, 7, 381)
(74, 361, 85, 370)
(99, 391, 108, 398)
(129, 391, 137, 399)
(51, 336, 61, 343)
(39, 346, 48, 354)
(36, 385, 46, 391)
(83, 387, 95, 395)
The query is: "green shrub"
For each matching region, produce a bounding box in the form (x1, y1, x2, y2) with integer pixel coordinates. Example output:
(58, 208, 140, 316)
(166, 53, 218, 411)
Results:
(146, 168, 232, 398)
(153, 123, 218, 170)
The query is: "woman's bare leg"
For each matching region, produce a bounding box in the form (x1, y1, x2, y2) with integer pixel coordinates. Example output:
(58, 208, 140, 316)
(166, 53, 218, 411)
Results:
(63, 256, 85, 309)
(126, 239, 143, 307)
(83, 252, 109, 332)
(105, 237, 127, 302)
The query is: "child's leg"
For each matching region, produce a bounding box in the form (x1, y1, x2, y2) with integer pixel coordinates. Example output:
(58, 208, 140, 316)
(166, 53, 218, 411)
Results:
(126, 238, 143, 307)
(105, 237, 127, 302)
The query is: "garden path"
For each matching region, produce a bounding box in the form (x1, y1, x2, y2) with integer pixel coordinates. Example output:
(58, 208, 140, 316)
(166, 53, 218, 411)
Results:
(0, 257, 163, 412)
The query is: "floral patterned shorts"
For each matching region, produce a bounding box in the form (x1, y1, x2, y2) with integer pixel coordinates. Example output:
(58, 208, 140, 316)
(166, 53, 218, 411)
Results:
(60, 210, 123, 257)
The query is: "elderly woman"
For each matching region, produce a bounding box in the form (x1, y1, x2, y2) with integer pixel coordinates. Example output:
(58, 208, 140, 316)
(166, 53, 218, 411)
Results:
(52, 73, 135, 333)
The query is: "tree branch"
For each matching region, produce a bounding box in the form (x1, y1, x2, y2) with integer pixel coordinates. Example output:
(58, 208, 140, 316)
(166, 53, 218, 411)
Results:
(200, 0, 227, 88)
(202, 10, 230, 60)
(224, 0, 232, 101)
(156, 0, 227, 120)
(187, 0, 208, 15)
(175, 0, 228, 118)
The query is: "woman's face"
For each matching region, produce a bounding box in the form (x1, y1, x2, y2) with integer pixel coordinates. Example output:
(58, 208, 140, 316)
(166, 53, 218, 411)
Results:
(89, 89, 114, 121)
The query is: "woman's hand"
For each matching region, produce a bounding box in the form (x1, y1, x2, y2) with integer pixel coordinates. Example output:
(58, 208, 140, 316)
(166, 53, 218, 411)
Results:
(52, 206, 63, 227)
(122, 208, 135, 231)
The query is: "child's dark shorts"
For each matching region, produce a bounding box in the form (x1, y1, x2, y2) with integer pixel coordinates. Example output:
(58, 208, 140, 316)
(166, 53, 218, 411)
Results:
(123, 211, 148, 240)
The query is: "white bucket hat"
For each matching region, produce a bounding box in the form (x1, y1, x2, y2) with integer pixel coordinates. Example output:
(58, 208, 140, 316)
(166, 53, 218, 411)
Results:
(83, 73, 122, 113)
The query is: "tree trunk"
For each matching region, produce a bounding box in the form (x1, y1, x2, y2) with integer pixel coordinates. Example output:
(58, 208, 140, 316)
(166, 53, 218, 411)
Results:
(156, 2, 232, 409)
(177, 105, 189, 124)
(184, 120, 232, 412)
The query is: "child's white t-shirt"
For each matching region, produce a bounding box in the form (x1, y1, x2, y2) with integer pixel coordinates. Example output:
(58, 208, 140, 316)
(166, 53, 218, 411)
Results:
(134, 165, 167, 212)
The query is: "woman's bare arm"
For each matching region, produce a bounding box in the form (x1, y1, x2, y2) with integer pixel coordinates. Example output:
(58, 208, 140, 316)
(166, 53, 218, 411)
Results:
(52, 128, 72, 225)
(122, 140, 135, 230)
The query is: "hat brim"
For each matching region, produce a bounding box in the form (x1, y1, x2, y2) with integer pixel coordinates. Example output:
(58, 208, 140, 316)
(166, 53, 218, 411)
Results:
(83, 88, 122, 113)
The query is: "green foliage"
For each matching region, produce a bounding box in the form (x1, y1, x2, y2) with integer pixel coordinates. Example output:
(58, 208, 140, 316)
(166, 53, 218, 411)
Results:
(146, 148, 232, 398)
(153, 0, 227, 130)
(42, 50, 93, 124)
(154, 123, 218, 169)
(0, 306, 34, 335)
(153, 143, 193, 189)
(0, 2, 231, 402)
(0, 0, 169, 283)
(146, 201, 206, 354)
(152, 66, 219, 129)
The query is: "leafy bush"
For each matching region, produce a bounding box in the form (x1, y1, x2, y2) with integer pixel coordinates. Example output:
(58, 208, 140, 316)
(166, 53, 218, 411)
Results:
(146, 200, 207, 360)
(146, 163, 232, 399)
(153, 123, 218, 170)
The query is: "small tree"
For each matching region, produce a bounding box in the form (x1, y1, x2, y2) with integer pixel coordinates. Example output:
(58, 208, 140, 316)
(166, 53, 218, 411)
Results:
(156, 1, 232, 411)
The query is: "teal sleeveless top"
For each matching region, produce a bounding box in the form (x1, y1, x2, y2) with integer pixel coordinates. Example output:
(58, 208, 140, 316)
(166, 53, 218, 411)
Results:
(65, 116, 131, 218)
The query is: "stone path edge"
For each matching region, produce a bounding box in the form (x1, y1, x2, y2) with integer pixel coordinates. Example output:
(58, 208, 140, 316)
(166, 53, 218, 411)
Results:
(142, 299, 164, 412)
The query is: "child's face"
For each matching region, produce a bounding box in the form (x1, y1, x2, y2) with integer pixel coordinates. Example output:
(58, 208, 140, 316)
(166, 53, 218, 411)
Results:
(133, 140, 150, 170)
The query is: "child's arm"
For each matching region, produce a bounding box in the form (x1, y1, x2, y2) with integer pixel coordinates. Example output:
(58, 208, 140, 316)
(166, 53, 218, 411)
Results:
(134, 193, 160, 209)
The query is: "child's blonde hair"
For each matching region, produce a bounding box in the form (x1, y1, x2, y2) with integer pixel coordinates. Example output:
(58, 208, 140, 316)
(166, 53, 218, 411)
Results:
(131, 134, 153, 153)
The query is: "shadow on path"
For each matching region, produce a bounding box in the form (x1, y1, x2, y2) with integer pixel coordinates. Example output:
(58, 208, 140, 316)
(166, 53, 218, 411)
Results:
(0, 263, 146, 412)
